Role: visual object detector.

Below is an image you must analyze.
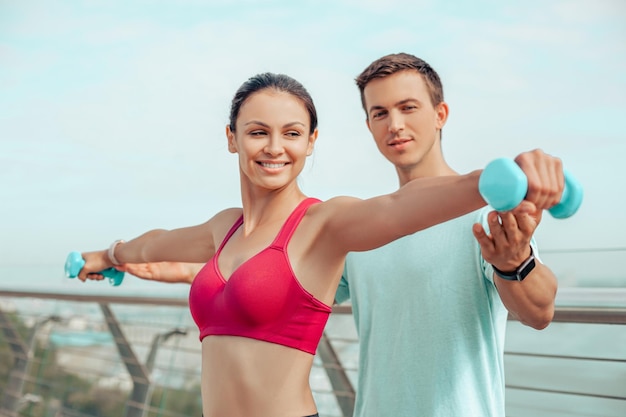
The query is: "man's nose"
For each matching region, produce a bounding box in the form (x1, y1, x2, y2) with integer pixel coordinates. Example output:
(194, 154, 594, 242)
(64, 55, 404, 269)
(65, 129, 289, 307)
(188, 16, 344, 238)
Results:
(388, 112, 404, 134)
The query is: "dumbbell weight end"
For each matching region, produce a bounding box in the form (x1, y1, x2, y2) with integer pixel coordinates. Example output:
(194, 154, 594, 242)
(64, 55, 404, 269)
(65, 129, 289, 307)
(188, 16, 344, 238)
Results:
(479, 158, 583, 218)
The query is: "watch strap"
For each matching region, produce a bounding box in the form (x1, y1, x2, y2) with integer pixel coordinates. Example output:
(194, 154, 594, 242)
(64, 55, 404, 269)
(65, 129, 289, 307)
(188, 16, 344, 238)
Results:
(492, 246, 536, 281)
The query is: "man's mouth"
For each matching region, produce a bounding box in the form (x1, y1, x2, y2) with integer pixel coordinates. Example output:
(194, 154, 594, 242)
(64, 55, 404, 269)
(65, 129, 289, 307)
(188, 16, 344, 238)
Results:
(388, 138, 412, 147)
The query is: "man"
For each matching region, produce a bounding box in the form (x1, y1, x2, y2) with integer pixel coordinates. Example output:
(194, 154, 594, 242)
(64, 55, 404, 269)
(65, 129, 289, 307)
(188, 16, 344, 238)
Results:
(334, 53, 558, 416)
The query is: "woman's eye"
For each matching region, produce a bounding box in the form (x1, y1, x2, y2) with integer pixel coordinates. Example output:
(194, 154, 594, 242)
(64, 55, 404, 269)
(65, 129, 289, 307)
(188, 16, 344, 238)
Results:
(250, 131, 266, 136)
(286, 131, 301, 137)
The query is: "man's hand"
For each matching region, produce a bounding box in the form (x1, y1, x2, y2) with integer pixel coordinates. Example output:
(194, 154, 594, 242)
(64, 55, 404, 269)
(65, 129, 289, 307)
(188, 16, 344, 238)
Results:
(472, 201, 557, 330)
(514, 149, 564, 211)
(472, 202, 541, 271)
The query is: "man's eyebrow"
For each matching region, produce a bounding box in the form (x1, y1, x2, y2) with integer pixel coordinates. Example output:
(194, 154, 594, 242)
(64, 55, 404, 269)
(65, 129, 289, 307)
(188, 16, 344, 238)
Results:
(396, 98, 422, 107)
(368, 98, 422, 114)
(368, 105, 386, 114)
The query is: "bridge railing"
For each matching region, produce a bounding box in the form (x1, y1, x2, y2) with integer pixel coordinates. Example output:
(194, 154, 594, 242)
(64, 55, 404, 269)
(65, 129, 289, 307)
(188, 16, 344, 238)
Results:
(0, 288, 625, 417)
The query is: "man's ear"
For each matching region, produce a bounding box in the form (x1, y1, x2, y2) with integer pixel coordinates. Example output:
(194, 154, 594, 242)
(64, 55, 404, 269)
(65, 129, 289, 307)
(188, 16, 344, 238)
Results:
(365, 117, 372, 133)
(306, 129, 319, 156)
(226, 125, 237, 153)
(435, 102, 449, 130)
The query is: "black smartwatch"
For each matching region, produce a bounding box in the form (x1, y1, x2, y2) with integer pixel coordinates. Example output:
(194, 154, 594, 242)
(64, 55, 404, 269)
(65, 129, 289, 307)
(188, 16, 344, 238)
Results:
(492, 246, 536, 282)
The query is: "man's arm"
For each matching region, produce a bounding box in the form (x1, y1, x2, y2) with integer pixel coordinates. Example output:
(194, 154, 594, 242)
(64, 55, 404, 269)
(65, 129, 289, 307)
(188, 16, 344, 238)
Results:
(334, 274, 351, 305)
(473, 206, 557, 329)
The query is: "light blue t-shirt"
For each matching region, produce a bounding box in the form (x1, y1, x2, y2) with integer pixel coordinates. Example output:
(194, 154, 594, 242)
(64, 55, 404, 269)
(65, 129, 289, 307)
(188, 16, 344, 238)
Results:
(336, 208, 530, 417)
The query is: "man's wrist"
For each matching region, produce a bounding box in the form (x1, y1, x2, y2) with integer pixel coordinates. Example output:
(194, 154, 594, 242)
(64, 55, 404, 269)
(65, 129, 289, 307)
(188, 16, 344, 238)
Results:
(492, 246, 536, 282)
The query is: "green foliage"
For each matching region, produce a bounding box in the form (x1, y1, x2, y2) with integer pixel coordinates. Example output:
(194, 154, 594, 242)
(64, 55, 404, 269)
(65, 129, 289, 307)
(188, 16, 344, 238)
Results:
(67, 387, 126, 417)
(149, 384, 203, 417)
(0, 311, 29, 399)
(1, 308, 203, 417)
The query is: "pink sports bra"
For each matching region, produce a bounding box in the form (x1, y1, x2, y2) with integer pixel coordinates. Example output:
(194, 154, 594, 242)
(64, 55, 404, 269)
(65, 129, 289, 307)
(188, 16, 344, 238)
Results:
(188, 198, 332, 355)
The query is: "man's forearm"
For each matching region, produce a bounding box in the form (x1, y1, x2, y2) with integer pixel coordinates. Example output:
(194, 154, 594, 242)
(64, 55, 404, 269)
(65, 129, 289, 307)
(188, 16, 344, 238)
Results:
(495, 262, 558, 329)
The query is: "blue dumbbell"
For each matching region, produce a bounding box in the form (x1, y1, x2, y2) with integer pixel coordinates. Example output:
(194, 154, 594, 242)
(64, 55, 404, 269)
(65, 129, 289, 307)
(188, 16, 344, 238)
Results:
(478, 158, 583, 218)
(64, 251, 125, 286)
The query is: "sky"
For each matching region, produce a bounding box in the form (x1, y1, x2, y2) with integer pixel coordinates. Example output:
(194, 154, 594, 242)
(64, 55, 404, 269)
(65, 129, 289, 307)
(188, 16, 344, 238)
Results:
(1, 0, 625, 287)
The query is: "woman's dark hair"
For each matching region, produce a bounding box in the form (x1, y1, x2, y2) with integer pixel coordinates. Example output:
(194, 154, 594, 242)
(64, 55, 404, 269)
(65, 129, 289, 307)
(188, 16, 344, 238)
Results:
(229, 73, 318, 134)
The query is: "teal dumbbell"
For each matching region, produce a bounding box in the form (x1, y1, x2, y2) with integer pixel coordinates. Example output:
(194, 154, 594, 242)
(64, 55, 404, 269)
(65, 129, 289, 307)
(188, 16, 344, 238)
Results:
(64, 251, 125, 286)
(479, 158, 583, 218)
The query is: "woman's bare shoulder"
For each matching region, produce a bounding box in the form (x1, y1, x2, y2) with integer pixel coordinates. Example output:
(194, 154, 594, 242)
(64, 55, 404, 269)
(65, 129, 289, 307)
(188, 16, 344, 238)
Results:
(305, 196, 366, 233)
(313, 196, 364, 217)
(211, 207, 243, 223)
(204, 207, 243, 238)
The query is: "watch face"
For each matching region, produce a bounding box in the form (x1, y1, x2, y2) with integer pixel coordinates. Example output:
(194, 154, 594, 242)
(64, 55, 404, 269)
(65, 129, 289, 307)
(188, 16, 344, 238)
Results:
(517, 257, 536, 281)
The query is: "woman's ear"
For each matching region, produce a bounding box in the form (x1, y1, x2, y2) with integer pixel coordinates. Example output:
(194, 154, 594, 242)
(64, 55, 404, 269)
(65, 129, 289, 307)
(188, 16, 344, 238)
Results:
(306, 129, 318, 156)
(226, 125, 237, 153)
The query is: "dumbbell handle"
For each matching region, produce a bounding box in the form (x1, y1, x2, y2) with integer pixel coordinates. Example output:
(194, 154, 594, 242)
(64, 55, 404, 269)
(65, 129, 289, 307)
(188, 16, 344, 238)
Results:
(64, 251, 125, 286)
(478, 158, 583, 218)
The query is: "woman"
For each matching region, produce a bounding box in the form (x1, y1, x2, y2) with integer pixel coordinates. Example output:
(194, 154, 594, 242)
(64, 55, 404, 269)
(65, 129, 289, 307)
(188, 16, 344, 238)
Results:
(77, 73, 548, 417)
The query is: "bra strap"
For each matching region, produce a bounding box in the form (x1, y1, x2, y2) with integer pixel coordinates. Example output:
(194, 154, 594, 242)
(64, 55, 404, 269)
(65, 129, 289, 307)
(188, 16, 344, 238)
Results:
(215, 214, 244, 255)
(271, 198, 321, 248)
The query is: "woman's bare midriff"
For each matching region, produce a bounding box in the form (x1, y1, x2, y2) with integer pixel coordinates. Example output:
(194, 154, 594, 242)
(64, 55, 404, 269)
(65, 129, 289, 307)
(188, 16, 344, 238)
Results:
(200, 335, 318, 417)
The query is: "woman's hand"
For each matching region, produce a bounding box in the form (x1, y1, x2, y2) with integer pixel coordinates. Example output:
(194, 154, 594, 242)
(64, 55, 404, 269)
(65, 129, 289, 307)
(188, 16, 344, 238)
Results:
(77, 250, 112, 281)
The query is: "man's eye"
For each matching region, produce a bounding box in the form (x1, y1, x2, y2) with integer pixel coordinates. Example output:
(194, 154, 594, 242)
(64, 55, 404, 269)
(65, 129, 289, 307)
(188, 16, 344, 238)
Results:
(372, 111, 386, 119)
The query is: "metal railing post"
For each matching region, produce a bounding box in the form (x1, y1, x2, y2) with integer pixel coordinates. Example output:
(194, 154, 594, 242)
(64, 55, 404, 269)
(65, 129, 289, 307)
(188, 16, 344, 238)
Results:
(99, 303, 150, 417)
(317, 332, 355, 417)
